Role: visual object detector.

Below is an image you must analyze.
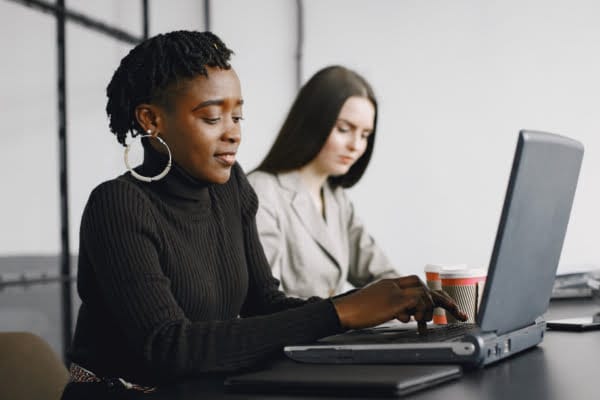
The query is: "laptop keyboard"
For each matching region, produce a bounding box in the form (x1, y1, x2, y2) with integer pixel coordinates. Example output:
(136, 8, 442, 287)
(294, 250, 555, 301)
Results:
(319, 323, 479, 344)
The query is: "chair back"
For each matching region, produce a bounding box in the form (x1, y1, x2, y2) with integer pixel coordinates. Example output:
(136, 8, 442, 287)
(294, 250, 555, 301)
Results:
(0, 331, 69, 400)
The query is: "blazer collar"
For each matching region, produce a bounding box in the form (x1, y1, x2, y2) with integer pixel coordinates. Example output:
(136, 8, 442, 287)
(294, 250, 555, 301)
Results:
(276, 171, 344, 268)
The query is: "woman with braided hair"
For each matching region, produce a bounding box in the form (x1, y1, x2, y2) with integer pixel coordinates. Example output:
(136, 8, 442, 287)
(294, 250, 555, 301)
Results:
(62, 30, 466, 398)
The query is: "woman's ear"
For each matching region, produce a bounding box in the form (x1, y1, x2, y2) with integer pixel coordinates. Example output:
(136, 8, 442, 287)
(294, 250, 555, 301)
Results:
(135, 104, 161, 133)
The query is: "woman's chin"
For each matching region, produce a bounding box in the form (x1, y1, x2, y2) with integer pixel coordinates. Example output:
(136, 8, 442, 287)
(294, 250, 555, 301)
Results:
(328, 165, 351, 177)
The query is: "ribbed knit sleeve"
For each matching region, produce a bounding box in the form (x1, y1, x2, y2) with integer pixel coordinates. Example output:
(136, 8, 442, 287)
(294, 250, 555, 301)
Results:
(73, 167, 343, 383)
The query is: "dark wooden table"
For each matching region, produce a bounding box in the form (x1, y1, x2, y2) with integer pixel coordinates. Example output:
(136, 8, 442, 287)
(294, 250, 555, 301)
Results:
(150, 297, 600, 399)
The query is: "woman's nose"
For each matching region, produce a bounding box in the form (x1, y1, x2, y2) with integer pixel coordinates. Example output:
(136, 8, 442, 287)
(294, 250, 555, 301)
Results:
(223, 125, 241, 144)
(347, 133, 361, 150)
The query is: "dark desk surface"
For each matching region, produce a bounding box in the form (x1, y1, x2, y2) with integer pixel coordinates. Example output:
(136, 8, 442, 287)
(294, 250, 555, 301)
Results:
(154, 298, 600, 399)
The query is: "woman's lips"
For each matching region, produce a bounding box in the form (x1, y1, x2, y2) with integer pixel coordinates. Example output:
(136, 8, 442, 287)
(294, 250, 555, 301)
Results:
(215, 153, 236, 166)
(338, 156, 354, 165)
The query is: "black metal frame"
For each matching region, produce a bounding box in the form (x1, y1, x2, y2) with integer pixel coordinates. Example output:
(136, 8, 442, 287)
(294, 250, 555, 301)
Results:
(204, 0, 211, 32)
(9, 0, 146, 44)
(6, 0, 150, 362)
(295, 0, 304, 90)
(56, 0, 71, 364)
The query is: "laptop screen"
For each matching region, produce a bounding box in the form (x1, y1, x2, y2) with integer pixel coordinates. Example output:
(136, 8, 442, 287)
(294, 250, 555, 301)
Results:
(477, 130, 584, 334)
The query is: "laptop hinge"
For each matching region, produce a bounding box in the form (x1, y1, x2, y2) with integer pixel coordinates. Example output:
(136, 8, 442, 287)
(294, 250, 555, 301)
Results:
(494, 317, 544, 336)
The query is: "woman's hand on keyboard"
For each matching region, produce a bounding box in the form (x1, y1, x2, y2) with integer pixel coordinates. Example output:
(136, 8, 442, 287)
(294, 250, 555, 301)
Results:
(332, 275, 468, 330)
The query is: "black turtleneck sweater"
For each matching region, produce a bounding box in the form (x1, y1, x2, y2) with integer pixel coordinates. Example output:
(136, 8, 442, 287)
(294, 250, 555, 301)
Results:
(69, 146, 343, 384)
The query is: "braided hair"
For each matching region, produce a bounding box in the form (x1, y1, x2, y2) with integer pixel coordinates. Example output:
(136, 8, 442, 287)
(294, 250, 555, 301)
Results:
(106, 30, 234, 146)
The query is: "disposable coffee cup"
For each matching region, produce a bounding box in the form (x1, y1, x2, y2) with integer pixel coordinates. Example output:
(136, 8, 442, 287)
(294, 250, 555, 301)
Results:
(425, 264, 467, 324)
(440, 268, 487, 323)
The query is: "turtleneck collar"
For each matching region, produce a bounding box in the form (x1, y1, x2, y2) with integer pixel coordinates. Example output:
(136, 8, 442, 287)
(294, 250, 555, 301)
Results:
(135, 142, 211, 208)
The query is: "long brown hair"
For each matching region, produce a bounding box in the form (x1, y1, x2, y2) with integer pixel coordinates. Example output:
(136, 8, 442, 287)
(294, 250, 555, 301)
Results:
(256, 65, 378, 188)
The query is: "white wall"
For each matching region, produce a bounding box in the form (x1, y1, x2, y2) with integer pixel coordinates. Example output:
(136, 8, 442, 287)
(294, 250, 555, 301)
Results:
(299, 0, 600, 274)
(1, 0, 598, 277)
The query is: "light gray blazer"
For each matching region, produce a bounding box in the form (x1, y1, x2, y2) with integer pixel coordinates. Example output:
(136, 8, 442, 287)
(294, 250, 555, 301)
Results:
(247, 170, 400, 299)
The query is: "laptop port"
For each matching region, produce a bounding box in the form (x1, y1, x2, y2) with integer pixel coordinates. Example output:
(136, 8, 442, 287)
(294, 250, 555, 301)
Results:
(495, 344, 502, 356)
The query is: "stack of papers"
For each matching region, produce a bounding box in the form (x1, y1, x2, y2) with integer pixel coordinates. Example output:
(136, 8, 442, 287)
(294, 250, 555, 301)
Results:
(552, 269, 600, 299)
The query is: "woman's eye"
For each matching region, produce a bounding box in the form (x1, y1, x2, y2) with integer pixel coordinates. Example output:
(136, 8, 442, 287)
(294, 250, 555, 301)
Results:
(336, 125, 349, 133)
(204, 117, 221, 125)
(233, 116, 244, 123)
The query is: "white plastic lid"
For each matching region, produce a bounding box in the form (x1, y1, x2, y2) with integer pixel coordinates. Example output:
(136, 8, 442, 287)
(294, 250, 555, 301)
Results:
(440, 267, 487, 279)
(425, 263, 467, 273)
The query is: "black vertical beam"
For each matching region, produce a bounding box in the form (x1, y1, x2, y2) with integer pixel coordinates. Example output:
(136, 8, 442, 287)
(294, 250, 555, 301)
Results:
(203, 0, 211, 31)
(142, 0, 149, 39)
(7, 0, 145, 365)
(56, 0, 72, 363)
(295, 0, 304, 90)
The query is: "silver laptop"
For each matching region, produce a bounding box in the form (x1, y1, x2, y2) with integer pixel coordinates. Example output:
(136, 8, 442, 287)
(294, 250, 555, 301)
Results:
(285, 130, 584, 367)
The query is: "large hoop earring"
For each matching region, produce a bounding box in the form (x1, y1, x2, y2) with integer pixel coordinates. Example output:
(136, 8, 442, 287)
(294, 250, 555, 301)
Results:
(124, 130, 172, 182)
